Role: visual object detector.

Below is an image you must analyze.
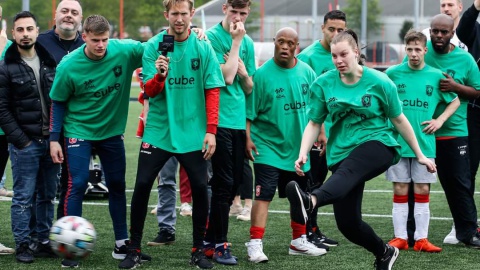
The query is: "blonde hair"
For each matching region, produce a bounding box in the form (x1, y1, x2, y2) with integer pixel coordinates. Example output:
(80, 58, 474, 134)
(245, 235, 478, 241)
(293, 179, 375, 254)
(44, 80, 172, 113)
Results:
(163, 0, 194, 12)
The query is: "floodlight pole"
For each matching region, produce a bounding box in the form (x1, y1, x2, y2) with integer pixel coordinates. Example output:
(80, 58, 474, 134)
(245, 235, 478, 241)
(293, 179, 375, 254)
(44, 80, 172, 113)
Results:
(414, 0, 419, 29)
(360, 0, 367, 55)
(312, 0, 318, 42)
(22, 0, 30, 11)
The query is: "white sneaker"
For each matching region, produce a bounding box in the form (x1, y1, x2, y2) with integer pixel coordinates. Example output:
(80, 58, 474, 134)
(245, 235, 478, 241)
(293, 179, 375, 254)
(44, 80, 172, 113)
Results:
(180, 202, 192, 217)
(245, 239, 268, 263)
(0, 188, 13, 197)
(229, 204, 243, 217)
(0, 243, 14, 255)
(443, 224, 460, 245)
(237, 207, 251, 221)
(150, 207, 157, 215)
(289, 235, 327, 256)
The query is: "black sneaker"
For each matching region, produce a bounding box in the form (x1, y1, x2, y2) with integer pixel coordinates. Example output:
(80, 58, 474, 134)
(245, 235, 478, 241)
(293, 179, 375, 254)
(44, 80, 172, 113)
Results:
(374, 244, 399, 270)
(112, 240, 152, 262)
(118, 249, 142, 269)
(464, 230, 480, 249)
(147, 230, 175, 246)
(315, 230, 339, 247)
(190, 248, 214, 269)
(34, 241, 58, 258)
(285, 181, 313, 225)
(16, 243, 34, 263)
(61, 259, 79, 268)
(307, 232, 330, 251)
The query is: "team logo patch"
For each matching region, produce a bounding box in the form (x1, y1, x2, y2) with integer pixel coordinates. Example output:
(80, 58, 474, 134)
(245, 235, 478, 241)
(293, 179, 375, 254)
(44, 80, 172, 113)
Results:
(142, 142, 150, 149)
(255, 185, 261, 197)
(426, 85, 433, 96)
(69, 138, 77, 144)
(301, 84, 309, 95)
(446, 69, 456, 78)
(191, 58, 200, 71)
(361, 94, 371, 107)
(113, 65, 122, 77)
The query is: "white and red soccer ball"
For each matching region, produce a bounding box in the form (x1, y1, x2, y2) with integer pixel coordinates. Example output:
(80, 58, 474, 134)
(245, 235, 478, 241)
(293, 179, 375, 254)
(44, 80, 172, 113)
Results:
(49, 216, 96, 260)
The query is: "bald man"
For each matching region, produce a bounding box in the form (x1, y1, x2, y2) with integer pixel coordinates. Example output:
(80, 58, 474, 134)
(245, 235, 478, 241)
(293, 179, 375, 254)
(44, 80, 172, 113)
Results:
(245, 27, 326, 262)
(426, 14, 480, 249)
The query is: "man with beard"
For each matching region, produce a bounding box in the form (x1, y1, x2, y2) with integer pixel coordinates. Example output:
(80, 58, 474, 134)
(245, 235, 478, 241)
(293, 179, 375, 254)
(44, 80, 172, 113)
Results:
(425, 14, 480, 249)
(0, 11, 59, 264)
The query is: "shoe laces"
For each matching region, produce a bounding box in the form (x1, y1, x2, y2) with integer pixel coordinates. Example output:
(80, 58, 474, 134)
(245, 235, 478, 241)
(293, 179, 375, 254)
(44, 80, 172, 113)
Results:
(247, 241, 263, 254)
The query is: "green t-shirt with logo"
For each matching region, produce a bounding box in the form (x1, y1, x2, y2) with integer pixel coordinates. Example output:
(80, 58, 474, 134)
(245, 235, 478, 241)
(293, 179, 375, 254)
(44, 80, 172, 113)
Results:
(386, 63, 457, 158)
(49, 39, 143, 140)
(142, 31, 225, 153)
(297, 41, 335, 76)
(309, 66, 402, 168)
(206, 23, 256, 130)
(246, 58, 316, 172)
(0, 39, 13, 136)
(424, 41, 480, 137)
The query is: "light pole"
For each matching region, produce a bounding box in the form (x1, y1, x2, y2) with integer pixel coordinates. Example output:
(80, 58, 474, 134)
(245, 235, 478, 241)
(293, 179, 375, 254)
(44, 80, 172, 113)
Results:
(22, 0, 30, 11)
(120, 0, 124, 38)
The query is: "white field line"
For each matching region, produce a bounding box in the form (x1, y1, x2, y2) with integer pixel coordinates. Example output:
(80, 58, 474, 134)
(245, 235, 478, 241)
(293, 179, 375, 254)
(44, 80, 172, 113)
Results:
(122, 189, 480, 194)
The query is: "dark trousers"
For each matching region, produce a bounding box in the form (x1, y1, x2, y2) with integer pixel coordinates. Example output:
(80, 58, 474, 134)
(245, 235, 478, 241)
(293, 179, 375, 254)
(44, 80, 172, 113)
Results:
(307, 150, 329, 232)
(205, 128, 246, 243)
(237, 159, 253, 200)
(56, 131, 69, 219)
(311, 141, 394, 257)
(467, 106, 480, 195)
(0, 135, 8, 178)
(436, 137, 478, 242)
(129, 144, 209, 249)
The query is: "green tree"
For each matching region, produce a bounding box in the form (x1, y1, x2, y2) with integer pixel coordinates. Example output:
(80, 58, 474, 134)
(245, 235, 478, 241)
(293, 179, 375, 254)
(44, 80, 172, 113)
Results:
(398, 20, 413, 43)
(343, 0, 382, 38)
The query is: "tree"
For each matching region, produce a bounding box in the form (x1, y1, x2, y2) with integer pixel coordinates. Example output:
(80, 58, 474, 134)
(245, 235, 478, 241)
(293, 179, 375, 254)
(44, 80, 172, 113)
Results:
(398, 20, 413, 43)
(343, 0, 382, 38)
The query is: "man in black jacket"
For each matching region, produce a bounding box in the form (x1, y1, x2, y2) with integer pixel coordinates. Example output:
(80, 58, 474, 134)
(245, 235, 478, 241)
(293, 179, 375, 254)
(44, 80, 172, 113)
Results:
(0, 11, 59, 264)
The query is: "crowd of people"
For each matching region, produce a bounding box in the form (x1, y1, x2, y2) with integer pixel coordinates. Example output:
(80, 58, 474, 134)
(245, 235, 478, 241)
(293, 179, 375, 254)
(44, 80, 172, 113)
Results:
(0, 0, 479, 270)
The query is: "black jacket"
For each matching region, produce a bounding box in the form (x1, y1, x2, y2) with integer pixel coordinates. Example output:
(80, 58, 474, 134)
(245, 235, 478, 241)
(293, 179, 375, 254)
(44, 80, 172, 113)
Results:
(456, 4, 480, 105)
(37, 27, 84, 64)
(0, 42, 57, 148)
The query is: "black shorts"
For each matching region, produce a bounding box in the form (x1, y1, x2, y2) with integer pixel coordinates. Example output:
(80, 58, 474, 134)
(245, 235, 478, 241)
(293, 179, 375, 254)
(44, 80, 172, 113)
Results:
(253, 163, 309, 201)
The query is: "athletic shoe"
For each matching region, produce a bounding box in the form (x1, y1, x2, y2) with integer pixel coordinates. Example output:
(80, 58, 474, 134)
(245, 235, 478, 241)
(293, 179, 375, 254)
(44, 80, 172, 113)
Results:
(15, 243, 34, 263)
(180, 202, 193, 217)
(229, 204, 243, 217)
(33, 241, 58, 258)
(61, 259, 79, 268)
(285, 181, 313, 225)
(237, 207, 251, 221)
(245, 239, 268, 263)
(413, 238, 442, 252)
(147, 230, 175, 246)
(388, 238, 409, 251)
(203, 242, 215, 259)
(464, 230, 480, 249)
(289, 235, 327, 256)
(443, 224, 460, 245)
(112, 241, 152, 262)
(190, 248, 214, 269)
(150, 207, 157, 215)
(306, 232, 330, 251)
(374, 244, 399, 270)
(213, 242, 237, 265)
(118, 249, 142, 269)
(0, 187, 13, 197)
(315, 230, 339, 247)
(0, 242, 14, 255)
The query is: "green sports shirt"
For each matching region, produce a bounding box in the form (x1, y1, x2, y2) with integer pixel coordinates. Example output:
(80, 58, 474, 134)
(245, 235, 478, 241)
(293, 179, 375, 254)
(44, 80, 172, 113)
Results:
(386, 63, 457, 158)
(309, 66, 403, 168)
(206, 23, 256, 130)
(49, 39, 144, 140)
(246, 58, 316, 172)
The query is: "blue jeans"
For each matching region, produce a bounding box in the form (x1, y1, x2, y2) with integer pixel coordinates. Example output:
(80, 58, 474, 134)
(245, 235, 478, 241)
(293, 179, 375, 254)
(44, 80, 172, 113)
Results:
(9, 139, 60, 247)
(64, 135, 128, 240)
(155, 157, 178, 233)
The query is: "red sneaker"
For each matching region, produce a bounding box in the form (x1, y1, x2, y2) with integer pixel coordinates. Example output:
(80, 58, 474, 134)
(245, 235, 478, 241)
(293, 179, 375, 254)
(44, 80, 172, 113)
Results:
(388, 238, 409, 250)
(413, 238, 442, 253)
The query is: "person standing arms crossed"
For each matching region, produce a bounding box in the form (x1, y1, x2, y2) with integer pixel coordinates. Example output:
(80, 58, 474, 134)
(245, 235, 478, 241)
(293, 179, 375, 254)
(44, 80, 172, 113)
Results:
(286, 29, 436, 270)
(385, 30, 460, 253)
(119, 0, 224, 269)
(296, 9, 346, 250)
(245, 27, 326, 263)
(49, 15, 147, 268)
(0, 11, 60, 264)
(203, 0, 255, 264)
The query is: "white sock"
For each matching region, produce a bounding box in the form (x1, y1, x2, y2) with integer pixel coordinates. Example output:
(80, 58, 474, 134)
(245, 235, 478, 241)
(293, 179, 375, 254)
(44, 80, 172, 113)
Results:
(392, 202, 408, 239)
(116, 239, 128, 247)
(414, 202, 430, 240)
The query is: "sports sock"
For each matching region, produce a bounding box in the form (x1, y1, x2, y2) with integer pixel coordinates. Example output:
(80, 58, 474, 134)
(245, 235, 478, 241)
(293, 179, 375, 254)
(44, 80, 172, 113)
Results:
(414, 193, 430, 240)
(392, 194, 408, 239)
(250, 226, 265, 240)
(291, 220, 306, 239)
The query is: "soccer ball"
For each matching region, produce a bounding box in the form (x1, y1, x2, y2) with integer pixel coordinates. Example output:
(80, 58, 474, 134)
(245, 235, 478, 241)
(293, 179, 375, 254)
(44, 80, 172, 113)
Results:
(49, 216, 97, 260)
